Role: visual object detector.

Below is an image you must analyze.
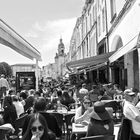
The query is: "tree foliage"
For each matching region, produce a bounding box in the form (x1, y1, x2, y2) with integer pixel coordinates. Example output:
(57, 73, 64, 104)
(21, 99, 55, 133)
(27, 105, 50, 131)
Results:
(0, 62, 12, 77)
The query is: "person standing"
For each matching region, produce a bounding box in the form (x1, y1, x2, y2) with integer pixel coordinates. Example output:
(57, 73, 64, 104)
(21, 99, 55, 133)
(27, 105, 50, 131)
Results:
(0, 74, 9, 99)
(123, 89, 140, 137)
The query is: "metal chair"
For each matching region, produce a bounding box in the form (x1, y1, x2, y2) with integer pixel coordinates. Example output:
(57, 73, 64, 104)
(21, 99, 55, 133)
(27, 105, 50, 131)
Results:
(64, 114, 75, 140)
(104, 100, 122, 123)
(0, 123, 15, 140)
(80, 135, 115, 140)
(13, 114, 28, 139)
(118, 117, 140, 140)
(51, 113, 65, 136)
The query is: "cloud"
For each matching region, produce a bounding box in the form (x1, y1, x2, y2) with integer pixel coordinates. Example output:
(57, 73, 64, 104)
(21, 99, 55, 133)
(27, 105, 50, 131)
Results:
(25, 30, 38, 38)
(26, 17, 77, 66)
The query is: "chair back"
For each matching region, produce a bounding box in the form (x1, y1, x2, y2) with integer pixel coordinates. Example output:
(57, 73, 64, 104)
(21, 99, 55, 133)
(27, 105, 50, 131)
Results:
(65, 114, 75, 128)
(80, 135, 115, 140)
(51, 113, 64, 129)
(14, 114, 28, 134)
(117, 117, 140, 140)
(117, 117, 132, 140)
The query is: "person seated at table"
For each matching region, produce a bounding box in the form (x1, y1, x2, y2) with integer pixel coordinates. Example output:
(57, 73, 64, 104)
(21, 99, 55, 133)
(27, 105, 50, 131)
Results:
(60, 90, 75, 108)
(86, 101, 114, 137)
(88, 85, 100, 103)
(113, 84, 123, 97)
(34, 91, 41, 100)
(123, 89, 140, 136)
(78, 83, 89, 102)
(46, 90, 62, 110)
(50, 88, 58, 102)
(8, 89, 16, 96)
(12, 95, 24, 117)
(98, 89, 112, 101)
(70, 95, 93, 140)
(75, 95, 93, 124)
(24, 89, 35, 112)
(68, 88, 74, 98)
(22, 97, 62, 138)
(19, 91, 28, 107)
(21, 113, 56, 140)
(3, 96, 18, 127)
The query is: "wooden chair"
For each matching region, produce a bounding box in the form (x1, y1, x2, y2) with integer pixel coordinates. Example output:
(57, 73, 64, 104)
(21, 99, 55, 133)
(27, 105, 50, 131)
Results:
(64, 114, 75, 140)
(80, 135, 115, 140)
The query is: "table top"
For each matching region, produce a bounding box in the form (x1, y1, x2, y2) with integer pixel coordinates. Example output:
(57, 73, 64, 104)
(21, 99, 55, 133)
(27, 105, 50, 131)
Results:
(47, 109, 75, 115)
(101, 100, 122, 103)
(72, 123, 88, 134)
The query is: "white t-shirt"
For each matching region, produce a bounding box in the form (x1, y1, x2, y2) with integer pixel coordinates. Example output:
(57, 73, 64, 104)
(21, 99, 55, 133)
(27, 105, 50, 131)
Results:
(75, 106, 93, 124)
(123, 100, 140, 135)
(13, 101, 24, 117)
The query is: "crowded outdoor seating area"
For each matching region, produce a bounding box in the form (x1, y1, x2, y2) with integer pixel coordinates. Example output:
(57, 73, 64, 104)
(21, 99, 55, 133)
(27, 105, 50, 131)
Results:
(0, 77, 140, 140)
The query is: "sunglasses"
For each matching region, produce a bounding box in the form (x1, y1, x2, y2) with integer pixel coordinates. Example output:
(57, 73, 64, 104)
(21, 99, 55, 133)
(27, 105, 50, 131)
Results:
(31, 126, 44, 132)
(84, 102, 91, 104)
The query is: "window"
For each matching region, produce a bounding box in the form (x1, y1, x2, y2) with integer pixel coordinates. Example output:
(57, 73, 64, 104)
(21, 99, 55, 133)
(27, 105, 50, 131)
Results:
(110, 0, 116, 20)
(102, 8, 106, 32)
(98, 16, 101, 37)
(92, 4, 97, 24)
(93, 6, 95, 23)
(86, 17, 88, 33)
(90, 13, 92, 28)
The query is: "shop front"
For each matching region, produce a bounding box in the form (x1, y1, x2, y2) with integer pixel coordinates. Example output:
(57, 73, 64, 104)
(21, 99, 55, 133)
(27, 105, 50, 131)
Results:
(109, 33, 140, 90)
(67, 51, 115, 85)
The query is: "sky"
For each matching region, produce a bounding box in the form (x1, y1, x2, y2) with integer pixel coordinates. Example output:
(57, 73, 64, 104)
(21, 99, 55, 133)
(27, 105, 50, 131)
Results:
(0, 0, 85, 67)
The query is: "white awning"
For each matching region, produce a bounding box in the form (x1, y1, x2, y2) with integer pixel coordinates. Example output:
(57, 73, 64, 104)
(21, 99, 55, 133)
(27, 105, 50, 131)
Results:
(0, 19, 42, 61)
(109, 34, 140, 63)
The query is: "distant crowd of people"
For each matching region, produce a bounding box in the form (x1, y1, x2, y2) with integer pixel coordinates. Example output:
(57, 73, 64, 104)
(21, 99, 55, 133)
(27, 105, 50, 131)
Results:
(1, 73, 140, 140)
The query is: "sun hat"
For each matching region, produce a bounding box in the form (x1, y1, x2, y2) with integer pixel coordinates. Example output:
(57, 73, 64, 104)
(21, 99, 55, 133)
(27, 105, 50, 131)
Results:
(124, 89, 135, 96)
(90, 101, 111, 121)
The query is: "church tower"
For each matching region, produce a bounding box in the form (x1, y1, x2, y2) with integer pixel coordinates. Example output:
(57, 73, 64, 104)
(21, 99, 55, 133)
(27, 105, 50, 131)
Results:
(55, 38, 66, 78)
(58, 38, 65, 56)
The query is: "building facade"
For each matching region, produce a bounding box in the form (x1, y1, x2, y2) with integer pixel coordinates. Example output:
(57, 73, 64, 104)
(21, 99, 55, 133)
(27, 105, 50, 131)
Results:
(67, 0, 140, 90)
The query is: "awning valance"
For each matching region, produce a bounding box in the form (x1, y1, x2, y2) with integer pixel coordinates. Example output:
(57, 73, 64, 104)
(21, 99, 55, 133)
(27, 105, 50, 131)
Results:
(109, 33, 140, 63)
(66, 51, 115, 69)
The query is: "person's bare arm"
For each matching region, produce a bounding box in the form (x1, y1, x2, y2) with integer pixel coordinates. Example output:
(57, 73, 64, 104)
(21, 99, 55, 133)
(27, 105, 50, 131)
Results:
(135, 115, 140, 122)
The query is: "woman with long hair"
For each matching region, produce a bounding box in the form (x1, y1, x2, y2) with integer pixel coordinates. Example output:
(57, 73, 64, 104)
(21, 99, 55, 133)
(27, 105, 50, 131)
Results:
(22, 113, 56, 140)
(3, 95, 17, 127)
(70, 96, 93, 140)
(75, 95, 93, 124)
